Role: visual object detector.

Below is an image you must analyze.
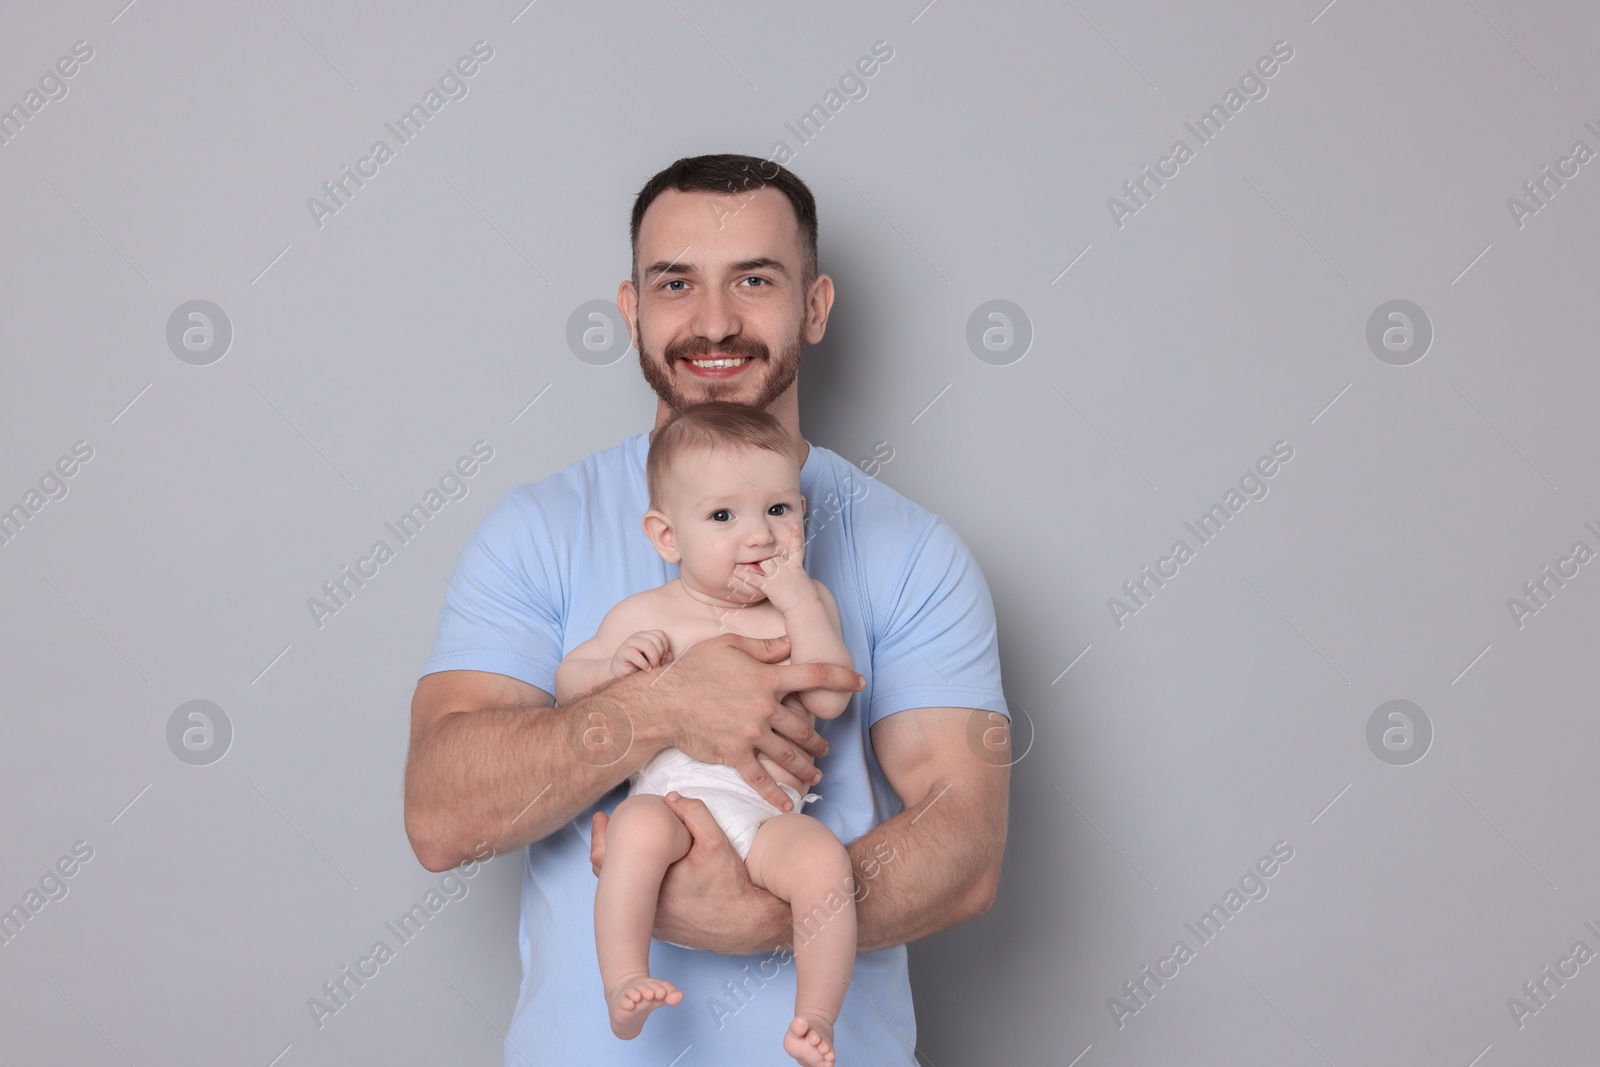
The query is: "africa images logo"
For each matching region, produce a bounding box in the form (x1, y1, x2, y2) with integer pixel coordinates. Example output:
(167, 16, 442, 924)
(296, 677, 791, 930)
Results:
(1106, 40, 1295, 229)
(305, 41, 494, 229)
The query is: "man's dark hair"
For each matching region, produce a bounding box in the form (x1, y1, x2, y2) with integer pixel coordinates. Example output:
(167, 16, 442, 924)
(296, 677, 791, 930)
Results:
(630, 154, 819, 289)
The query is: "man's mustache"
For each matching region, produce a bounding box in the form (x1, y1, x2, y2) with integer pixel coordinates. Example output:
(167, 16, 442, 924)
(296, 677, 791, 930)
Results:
(667, 340, 767, 362)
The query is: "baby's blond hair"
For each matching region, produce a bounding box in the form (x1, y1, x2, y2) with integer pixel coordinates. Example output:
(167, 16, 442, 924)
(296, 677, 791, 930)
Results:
(646, 402, 798, 514)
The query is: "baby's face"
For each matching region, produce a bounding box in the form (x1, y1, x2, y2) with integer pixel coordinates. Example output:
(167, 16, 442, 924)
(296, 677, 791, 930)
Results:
(654, 444, 805, 604)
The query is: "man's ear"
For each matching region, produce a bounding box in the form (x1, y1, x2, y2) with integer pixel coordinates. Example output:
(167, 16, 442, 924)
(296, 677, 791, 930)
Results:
(616, 278, 639, 350)
(802, 273, 834, 345)
(642, 510, 680, 563)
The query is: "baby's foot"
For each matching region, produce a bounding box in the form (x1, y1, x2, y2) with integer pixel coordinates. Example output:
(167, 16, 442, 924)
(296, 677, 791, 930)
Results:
(605, 972, 682, 1039)
(783, 1013, 836, 1067)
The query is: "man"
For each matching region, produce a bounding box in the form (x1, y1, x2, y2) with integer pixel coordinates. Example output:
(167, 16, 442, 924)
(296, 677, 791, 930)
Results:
(404, 153, 1010, 1065)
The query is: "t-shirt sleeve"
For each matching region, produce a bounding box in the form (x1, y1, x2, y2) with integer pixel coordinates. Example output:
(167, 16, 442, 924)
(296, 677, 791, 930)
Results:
(419, 490, 564, 696)
(868, 514, 1009, 727)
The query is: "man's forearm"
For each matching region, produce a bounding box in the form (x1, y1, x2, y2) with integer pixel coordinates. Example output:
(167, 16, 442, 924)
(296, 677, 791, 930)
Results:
(405, 675, 665, 870)
(847, 775, 999, 952)
(553, 656, 612, 708)
(721, 775, 998, 957)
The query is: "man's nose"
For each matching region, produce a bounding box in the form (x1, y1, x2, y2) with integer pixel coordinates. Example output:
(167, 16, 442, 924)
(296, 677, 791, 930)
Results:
(691, 284, 738, 342)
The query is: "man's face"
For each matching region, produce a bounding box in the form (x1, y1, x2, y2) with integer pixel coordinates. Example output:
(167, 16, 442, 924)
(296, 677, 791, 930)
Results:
(625, 186, 815, 414)
(649, 444, 806, 606)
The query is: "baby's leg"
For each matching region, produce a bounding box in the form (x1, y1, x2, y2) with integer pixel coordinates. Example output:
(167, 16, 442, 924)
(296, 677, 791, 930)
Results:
(744, 813, 856, 1067)
(595, 793, 693, 1039)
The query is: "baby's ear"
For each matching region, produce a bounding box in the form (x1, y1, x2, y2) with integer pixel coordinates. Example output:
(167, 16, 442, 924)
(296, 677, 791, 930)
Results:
(641, 509, 680, 563)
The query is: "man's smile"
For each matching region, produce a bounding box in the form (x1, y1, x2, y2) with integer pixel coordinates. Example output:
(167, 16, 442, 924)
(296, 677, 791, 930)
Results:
(680, 354, 756, 376)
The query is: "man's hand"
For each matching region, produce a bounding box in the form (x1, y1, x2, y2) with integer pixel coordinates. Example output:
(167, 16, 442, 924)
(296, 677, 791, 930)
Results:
(645, 632, 862, 811)
(591, 792, 789, 955)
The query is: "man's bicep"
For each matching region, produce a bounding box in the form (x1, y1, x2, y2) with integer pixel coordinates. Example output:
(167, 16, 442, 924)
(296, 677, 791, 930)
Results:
(872, 705, 1010, 916)
(871, 706, 1009, 811)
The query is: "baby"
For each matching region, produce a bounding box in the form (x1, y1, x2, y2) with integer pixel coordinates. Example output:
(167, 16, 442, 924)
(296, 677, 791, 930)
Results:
(555, 402, 856, 1067)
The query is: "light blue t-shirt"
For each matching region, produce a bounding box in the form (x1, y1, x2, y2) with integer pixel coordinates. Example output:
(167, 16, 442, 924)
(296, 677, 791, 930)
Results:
(421, 430, 1008, 1067)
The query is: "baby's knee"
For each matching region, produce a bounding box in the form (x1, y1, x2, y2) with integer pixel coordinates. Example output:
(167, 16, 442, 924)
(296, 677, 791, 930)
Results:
(609, 794, 678, 841)
(787, 817, 853, 882)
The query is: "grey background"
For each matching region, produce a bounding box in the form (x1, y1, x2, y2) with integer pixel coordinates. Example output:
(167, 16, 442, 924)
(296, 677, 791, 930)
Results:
(2, 0, 1597, 1064)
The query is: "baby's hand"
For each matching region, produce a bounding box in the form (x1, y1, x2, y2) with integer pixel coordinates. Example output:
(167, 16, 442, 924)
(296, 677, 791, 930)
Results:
(610, 630, 672, 677)
(729, 522, 815, 616)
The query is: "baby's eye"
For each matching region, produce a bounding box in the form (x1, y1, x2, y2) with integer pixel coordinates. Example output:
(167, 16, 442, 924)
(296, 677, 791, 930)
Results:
(768, 503, 790, 516)
(711, 509, 731, 522)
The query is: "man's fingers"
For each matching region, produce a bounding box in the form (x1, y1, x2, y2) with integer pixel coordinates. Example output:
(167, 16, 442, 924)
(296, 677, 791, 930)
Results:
(762, 694, 826, 765)
(727, 758, 794, 813)
(663, 791, 748, 849)
(762, 713, 826, 777)
(589, 811, 608, 876)
(754, 732, 821, 786)
(780, 661, 864, 695)
(769, 696, 829, 761)
(721, 632, 791, 662)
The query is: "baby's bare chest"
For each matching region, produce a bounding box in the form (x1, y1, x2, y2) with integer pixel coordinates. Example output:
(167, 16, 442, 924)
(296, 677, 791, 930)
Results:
(645, 593, 791, 663)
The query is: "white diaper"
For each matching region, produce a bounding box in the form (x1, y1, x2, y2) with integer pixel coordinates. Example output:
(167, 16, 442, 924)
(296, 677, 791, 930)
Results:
(629, 747, 821, 861)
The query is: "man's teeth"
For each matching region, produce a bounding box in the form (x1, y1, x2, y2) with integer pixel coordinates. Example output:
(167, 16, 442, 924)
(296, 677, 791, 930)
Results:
(687, 356, 751, 368)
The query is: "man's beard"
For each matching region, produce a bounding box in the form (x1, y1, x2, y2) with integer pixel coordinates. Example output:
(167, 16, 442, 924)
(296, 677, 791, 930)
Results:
(636, 319, 803, 416)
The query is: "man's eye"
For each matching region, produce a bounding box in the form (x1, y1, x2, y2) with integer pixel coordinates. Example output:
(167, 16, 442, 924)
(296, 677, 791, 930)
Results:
(662, 279, 687, 291)
(743, 276, 768, 288)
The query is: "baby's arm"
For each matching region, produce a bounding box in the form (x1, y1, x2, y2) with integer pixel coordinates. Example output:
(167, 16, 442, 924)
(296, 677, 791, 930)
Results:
(781, 579, 854, 720)
(554, 597, 670, 706)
